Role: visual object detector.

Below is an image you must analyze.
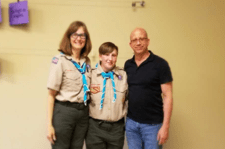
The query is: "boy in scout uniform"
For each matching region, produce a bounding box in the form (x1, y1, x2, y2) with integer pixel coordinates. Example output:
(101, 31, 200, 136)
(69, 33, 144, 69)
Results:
(86, 42, 128, 149)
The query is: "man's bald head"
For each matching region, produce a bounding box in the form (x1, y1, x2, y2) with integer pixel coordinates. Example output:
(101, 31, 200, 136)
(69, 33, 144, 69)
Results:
(129, 27, 150, 56)
(130, 28, 148, 40)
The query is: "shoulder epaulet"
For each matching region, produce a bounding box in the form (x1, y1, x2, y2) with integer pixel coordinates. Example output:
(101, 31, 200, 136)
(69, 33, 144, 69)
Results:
(115, 67, 126, 77)
(53, 54, 61, 58)
(52, 54, 64, 60)
(92, 67, 97, 70)
(116, 66, 124, 70)
(58, 54, 65, 61)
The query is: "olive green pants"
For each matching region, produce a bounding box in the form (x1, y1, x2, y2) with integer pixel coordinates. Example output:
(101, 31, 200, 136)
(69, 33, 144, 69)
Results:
(52, 101, 89, 149)
(86, 118, 125, 149)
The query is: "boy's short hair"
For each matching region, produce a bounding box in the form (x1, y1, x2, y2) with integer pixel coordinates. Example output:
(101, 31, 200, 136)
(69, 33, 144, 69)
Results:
(99, 42, 118, 55)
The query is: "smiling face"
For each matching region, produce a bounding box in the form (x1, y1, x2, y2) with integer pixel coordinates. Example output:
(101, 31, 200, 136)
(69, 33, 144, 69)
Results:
(129, 28, 150, 55)
(99, 49, 118, 72)
(70, 27, 86, 52)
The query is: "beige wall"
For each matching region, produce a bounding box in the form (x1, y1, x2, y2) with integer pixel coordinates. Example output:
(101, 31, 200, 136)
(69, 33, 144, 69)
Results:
(0, 0, 225, 148)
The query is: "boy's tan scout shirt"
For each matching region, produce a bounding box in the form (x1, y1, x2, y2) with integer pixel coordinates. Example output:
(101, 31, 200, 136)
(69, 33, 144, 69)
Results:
(89, 64, 128, 122)
(47, 54, 91, 103)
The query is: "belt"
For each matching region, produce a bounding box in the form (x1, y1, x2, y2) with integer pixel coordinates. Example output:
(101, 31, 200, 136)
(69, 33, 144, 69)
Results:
(90, 117, 124, 125)
(55, 100, 89, 110)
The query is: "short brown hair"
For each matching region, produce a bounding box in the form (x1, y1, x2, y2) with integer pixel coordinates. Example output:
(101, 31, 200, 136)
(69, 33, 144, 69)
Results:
(99, 42, 118, 55)
(59, 21, 92, 57)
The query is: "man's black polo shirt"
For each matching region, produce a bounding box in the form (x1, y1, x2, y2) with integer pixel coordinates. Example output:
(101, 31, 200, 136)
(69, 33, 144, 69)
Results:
(124, 51, 173, 124)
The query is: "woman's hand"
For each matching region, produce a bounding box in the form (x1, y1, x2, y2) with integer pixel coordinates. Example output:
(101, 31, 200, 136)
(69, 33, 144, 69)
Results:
(47, 125, 56, 144)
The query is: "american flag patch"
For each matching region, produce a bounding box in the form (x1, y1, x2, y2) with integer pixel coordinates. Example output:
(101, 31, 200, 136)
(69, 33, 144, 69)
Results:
(52, 57, 59, 64)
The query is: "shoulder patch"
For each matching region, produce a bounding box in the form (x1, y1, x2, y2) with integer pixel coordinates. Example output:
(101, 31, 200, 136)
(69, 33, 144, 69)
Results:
(52, 57, 59, 64)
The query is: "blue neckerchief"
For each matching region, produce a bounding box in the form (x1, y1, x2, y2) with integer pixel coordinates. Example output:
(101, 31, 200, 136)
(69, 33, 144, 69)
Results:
(60, 52, 89, 105)
(71, 61, 89, 106)
(100, 71, 117, 110)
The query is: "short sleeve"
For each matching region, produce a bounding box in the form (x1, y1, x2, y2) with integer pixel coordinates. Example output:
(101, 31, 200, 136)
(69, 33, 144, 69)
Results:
(159, 60, 173, 84)
(47, 56, 63, 91)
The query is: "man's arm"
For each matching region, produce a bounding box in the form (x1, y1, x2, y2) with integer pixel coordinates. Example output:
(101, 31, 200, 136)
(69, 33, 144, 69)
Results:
(157, 82, 173, 145)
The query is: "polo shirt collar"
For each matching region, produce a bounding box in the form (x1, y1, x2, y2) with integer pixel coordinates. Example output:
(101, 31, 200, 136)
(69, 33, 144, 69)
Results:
(96, 61, 120, 76)
(131, 50, 155, 63)
(147, 50, 155, 62)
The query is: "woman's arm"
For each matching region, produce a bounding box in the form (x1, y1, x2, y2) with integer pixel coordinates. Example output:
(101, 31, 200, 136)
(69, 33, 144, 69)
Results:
(47, 89, 58, 144)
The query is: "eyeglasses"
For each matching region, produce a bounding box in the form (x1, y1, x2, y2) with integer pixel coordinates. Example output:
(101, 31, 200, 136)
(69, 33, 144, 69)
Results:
(71, 33, 86, 40)
(131, 37, 148, 44)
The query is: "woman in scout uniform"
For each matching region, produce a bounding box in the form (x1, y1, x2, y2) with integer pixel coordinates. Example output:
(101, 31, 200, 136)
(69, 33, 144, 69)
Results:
(86, 42, 128, 149)
(46, 21, 92, 149)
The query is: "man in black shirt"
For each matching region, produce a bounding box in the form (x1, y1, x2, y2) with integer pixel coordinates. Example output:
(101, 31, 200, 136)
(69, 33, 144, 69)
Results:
(124, 28, 173, 149)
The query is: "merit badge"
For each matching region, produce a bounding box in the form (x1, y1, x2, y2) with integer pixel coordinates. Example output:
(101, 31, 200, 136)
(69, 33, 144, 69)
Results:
(52, 57, 59, 64)
(118, 75, 122, 80)
(90, 84, 100, 94)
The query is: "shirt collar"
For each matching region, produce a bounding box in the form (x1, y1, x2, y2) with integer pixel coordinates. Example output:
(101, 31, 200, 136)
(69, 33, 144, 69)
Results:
(147, 50, 155, 62)
(131, 50, 155, 63)
(96, 61, 120, 76)
(63, 54, 86, 66)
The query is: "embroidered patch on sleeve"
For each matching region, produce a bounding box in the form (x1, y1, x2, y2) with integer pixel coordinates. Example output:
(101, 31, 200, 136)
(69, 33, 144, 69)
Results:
(52, 57, 59, 64)
(90, 84, 100, 94)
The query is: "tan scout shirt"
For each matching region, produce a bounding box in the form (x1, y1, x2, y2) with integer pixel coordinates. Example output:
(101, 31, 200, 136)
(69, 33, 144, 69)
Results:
(89, 64, 128, 122)
(47, 54, 91, 103)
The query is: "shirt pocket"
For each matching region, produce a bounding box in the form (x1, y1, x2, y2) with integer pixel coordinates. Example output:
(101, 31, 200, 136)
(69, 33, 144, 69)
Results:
(115, 85, 128, 104)
(63, 71, 82, 92)
(90, 83, 118, 107)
